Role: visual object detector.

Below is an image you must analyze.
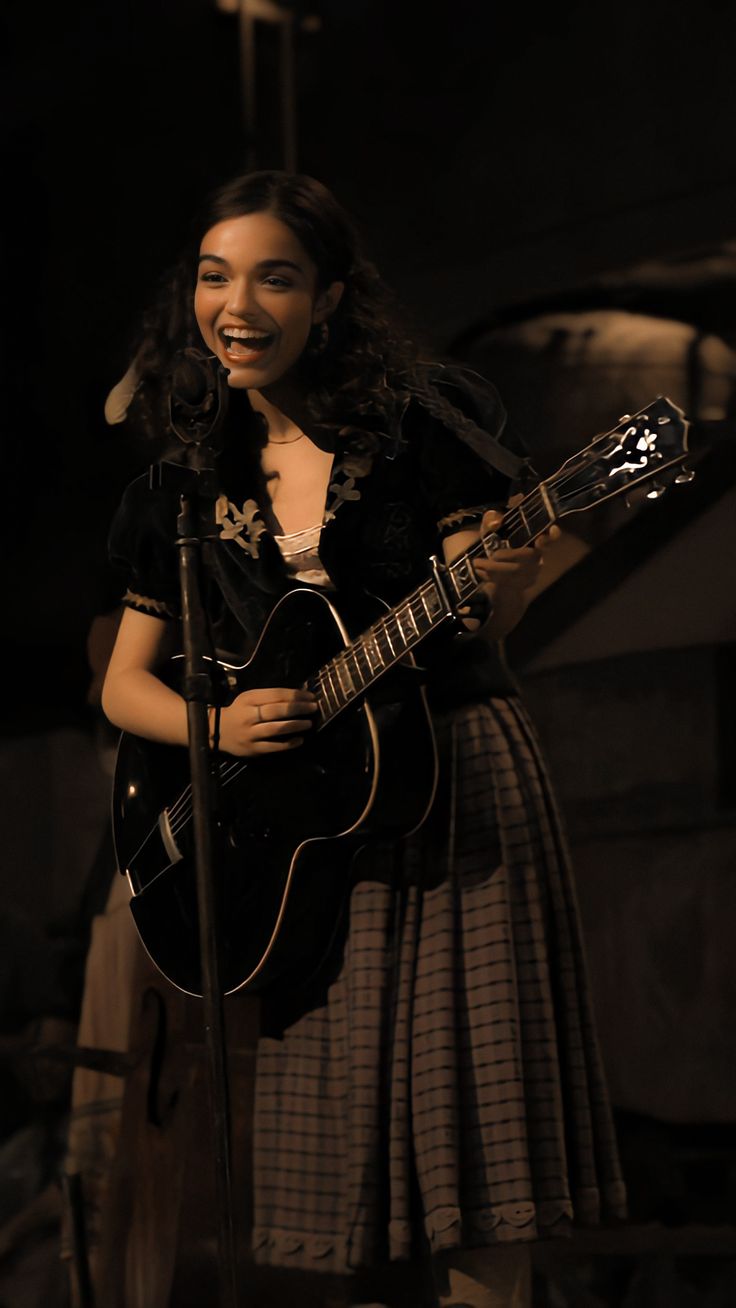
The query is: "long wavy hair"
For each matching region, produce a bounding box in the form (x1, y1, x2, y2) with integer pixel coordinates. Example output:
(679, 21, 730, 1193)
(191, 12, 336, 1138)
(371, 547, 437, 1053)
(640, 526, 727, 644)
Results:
(126, 170, 426, 447)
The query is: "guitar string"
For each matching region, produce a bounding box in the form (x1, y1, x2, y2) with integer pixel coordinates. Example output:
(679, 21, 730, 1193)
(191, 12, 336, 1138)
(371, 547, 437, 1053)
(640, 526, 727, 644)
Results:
(166, 758, 244, 831)
(166, 760, 241, 827)
(167, 762, 249, 840)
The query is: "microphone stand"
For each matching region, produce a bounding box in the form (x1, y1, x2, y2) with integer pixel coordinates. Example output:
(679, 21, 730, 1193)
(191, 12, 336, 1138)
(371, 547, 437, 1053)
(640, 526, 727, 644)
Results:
(157, 354, 240, 1307)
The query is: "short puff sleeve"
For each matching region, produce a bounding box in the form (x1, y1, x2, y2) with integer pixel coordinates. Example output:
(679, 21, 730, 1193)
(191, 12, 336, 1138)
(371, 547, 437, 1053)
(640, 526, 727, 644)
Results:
(108, 473, 182, 619)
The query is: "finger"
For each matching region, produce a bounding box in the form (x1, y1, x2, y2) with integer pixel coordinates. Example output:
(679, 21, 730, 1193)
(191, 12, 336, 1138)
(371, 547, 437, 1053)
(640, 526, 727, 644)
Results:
(253, 700, 318, 725)
(474, 554, 540, 575)
(252, 718, 313, 739)
(533, 525, 562, 549)
(240, 688, 317, 707)
(473, 562, 542, 589)
(480, 509, 504, 532)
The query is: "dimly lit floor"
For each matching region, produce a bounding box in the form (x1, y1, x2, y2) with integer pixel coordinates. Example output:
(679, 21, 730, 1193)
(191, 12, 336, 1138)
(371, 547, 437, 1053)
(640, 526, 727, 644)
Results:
(2, 1104, 736, 1306)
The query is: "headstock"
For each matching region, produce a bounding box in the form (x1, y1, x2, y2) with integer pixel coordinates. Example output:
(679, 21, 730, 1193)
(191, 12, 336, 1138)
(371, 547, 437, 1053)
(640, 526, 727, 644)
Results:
(550, 396, 691, 518)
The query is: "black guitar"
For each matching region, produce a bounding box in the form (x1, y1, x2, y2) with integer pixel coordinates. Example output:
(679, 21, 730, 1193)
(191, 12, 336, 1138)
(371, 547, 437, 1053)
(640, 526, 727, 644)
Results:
(113, 396, 691, 996)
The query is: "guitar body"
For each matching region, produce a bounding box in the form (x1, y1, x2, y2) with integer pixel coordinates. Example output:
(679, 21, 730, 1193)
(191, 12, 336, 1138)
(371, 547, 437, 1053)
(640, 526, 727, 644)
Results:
(113, 588, 438, 996)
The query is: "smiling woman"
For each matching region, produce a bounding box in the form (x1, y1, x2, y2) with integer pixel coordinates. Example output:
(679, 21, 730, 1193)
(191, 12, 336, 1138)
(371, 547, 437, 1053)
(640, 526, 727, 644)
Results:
(194, 211, 343, 390)
(97, 170, 625, 1308)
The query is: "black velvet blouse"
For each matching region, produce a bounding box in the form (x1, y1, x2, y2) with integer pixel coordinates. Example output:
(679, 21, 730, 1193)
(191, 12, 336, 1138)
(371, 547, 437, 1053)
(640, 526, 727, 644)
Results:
(108, 365, 526, 707)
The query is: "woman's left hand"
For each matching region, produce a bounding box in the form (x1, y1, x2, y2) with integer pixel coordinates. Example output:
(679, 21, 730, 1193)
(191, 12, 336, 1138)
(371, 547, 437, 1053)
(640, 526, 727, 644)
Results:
(461, 508, 561, 639)
(473, 506, 557, 588)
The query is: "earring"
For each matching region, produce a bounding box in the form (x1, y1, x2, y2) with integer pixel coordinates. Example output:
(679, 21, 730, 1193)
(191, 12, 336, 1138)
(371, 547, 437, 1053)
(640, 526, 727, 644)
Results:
(310, 321, 329, 355)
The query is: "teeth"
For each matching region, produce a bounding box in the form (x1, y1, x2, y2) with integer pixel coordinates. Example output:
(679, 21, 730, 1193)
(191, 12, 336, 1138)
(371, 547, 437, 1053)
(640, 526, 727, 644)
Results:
(223, 327, 270, 340)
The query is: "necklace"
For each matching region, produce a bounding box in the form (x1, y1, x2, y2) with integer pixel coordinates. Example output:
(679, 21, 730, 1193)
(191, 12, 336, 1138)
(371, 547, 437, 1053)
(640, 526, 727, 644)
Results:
(267, 429, 306, 446)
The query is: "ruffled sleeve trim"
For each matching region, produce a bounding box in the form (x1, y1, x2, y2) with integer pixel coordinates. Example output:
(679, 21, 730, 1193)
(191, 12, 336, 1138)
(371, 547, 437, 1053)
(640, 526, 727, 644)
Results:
(122, 588, 178, 619)
(436, 503, 489, 537)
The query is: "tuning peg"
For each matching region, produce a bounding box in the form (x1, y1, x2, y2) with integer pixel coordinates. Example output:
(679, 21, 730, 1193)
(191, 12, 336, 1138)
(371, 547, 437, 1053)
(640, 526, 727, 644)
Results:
(675, 465, 696, 484)
(646, 482, 666, 499)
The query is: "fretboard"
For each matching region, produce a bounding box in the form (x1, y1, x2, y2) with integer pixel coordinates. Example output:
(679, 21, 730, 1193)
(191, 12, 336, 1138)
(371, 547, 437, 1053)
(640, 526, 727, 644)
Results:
(308, 480, 558, 726)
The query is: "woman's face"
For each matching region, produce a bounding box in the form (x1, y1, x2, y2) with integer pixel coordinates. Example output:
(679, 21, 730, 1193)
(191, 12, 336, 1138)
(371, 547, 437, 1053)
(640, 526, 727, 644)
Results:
(194, 210, 341, 392)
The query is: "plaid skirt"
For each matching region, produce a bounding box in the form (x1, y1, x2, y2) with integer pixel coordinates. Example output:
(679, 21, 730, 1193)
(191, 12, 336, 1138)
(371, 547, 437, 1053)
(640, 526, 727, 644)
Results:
(251, 696, 626, 1275)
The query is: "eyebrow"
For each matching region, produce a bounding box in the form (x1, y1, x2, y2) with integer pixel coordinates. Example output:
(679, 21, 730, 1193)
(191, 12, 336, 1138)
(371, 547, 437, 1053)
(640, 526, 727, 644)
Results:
(197, 255, 305, 274)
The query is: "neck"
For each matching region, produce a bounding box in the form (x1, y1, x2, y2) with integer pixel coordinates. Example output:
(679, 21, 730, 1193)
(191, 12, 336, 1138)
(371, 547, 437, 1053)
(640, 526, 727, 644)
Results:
(249, 383, 336, 452)
(250, 376, 309, 432)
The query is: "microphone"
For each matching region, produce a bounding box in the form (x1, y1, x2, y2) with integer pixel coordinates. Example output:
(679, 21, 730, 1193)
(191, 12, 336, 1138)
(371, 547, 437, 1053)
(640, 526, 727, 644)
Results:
(168, 348, 229, 446)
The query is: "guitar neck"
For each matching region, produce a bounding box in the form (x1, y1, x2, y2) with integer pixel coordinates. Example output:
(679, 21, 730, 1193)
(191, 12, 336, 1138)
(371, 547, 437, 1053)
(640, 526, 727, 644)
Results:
(309, 482, 557, 725)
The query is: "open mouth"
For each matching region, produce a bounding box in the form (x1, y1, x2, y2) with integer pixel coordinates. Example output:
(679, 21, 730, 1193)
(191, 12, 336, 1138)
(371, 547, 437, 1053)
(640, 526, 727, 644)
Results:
(220, 328, 275, 360)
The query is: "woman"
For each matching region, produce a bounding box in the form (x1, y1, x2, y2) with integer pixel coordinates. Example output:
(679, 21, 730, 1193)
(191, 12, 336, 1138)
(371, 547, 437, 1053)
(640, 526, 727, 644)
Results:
(102, 171, 625, 1307)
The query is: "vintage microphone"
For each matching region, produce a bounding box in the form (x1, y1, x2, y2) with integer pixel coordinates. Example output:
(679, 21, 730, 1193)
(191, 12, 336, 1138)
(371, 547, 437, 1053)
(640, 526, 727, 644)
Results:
(168, 347, 230, 448)
(159, 347, 241, 1308)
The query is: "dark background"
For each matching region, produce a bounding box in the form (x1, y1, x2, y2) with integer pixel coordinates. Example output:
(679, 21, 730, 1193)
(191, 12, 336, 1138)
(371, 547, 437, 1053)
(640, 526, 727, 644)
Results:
(2, 2, 736, 1303)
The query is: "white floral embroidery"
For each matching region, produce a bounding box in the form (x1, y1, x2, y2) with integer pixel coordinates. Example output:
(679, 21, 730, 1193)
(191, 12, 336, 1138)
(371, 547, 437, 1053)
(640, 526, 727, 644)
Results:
(323, 475, 362, 523)
(322, 431, 378, 522)
(216, 495, 268, 558)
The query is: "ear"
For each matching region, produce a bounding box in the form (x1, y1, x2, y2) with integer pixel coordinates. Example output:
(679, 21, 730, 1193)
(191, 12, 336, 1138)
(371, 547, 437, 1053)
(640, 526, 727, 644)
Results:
(313, 280, 345, 324)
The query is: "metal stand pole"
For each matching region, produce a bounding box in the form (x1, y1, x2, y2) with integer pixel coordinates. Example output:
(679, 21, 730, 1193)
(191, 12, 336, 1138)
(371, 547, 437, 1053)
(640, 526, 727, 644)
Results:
(176, 477, 240, 1308)
(238, 0, 302, 170)
(158, 353, 240, 1306)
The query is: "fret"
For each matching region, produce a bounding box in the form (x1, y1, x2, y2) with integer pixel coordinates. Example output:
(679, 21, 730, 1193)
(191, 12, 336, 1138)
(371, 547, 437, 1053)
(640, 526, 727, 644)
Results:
(387, 613, 407, 651)
(372, 626, 389, 666)
(420, 584, 444, 620)
(449, 554, 478, 602)
(316, 672, 337, 719)
(346, 645, 365, 691)
(400, 603, 420, 641)
(538, 479, 557, 526)
(411, 597, 434, 637)
(381, 620, 396, 658)
(505, 489, 553, 548)
(316, 692, 332, 724)
(504, 519, 527, 549)
(323, 663, 341, 711)
(351, 641, 372, 686)
(363, 632, 384, 675)
(394, 610, 409, 646)
(515, 501, 530, 539)
(523, 491, 547, 540)
(334, 656, 355, 699)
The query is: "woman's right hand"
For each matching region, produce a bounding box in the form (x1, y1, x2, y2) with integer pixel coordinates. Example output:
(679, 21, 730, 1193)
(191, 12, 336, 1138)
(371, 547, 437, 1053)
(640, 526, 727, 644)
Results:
(216, 688, 318, 756)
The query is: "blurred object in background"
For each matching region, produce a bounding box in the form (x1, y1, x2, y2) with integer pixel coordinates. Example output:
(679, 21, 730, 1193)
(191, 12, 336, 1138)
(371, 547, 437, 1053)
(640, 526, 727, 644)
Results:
(450, 248, 736, 1246)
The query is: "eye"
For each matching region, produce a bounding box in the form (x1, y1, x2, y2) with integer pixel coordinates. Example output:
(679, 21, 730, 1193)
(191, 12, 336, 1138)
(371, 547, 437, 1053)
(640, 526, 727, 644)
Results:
(262, 275, 291, 289)
(199, 270, 227, 284)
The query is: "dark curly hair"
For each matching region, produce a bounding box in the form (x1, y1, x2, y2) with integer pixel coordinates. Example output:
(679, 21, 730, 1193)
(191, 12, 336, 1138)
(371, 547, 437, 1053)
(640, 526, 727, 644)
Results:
(127, 170, 422, 445)
(124, 170, 507, 470)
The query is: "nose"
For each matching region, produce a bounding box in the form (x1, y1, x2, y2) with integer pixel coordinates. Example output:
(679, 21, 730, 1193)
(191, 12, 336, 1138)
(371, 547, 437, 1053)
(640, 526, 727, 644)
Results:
(225, 276, 259, 319)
